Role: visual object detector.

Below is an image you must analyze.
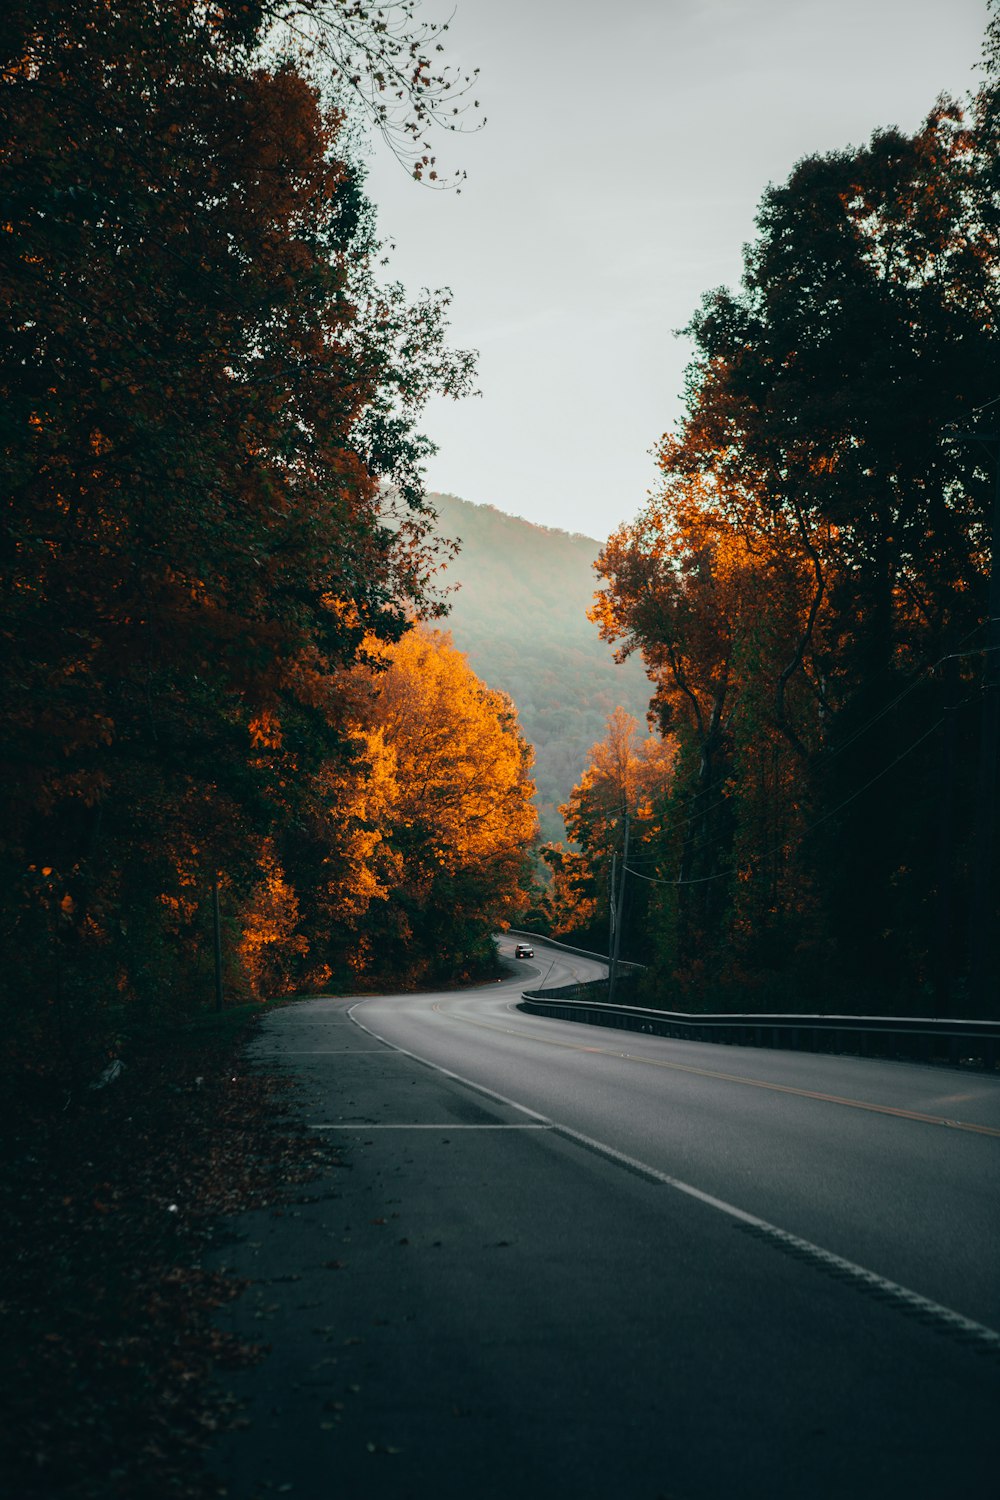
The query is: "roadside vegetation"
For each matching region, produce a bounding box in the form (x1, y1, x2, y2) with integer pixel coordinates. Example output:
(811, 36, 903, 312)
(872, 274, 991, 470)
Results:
(1, 0, 537, 1089)
(543, 8, 1000, 1018)
(0, 1006, 336, 1499)
(0, 12, 534, 1487)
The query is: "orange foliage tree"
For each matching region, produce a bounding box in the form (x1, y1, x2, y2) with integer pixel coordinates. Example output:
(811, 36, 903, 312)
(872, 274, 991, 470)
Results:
(254, 627, 539, 990)
(541, 708, 674, 953)
(343, 626, 539, 984)
(592, 464, 834, 995)
(237, 626, 538, 994)
(591, 72, 1000, 1012)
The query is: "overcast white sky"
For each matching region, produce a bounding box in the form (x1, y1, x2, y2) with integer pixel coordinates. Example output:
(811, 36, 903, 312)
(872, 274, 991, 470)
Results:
(362, 0, 989, 542)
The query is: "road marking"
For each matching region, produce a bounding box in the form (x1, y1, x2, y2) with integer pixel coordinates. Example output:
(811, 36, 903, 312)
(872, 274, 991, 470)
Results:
(308, 1123, 552, 1130)
(346, 1004, 551, 1124)
(255, 1049, 395, 1055)
(553, 1123, 1000, 1353)
(345, 999, 1000, 1355)
(430, 1002, 1000, 1140)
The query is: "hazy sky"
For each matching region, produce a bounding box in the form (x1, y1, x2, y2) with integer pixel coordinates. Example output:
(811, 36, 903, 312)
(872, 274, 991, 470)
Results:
(362, 0, 989, 541)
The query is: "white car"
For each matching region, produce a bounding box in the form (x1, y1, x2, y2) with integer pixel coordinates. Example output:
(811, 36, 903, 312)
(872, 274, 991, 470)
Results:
(514, 943, 534, 959)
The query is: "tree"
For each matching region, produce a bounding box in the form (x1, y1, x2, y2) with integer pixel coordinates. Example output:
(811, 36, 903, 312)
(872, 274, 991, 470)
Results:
(0, 0, 474, 1062)
(541, 709, 673, 955)
(344, 626, 539, 983)
(591, 69, 1000, 1011)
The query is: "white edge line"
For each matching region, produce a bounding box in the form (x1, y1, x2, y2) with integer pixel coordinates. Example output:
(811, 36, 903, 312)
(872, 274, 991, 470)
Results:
(347, 1001, 550, 1123)
(308, 1123, 551, 1130)
(345, 999, 1000, 1352)
(555, 1122, 1000, 1347)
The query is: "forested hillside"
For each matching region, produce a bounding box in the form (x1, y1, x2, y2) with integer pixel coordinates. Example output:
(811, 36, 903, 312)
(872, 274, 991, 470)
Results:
(429, 493, 652, 839)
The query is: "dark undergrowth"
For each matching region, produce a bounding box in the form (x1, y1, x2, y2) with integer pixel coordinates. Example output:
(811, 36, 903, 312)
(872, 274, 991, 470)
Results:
(0, 1004, 337, 1499)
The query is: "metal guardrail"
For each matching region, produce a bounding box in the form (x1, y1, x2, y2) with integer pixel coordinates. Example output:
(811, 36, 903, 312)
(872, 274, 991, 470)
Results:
(518, 984, 1000, 1071)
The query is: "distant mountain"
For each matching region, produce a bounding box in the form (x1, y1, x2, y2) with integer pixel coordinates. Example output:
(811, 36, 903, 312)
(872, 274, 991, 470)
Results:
(428, 493, 652, 842)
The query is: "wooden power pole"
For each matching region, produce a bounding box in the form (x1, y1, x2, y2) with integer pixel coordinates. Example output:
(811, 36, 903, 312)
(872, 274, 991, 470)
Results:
(608, 811, 630, 1006)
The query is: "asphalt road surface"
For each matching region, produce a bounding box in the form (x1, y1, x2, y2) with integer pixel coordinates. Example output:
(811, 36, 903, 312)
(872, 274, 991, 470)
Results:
(209, 937, 1000, 1499)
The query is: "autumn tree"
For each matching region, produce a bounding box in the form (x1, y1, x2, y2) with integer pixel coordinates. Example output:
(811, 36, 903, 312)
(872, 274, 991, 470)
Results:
(541, 708, 673, 958)
(681, 102, 1000, 999)
(263, 625, 535, 987)
(354, 627, 538, 982)
(230, 625, 538, 994)
(592, 463, 837, 990)
(593, 51, 1000, 1011)
(0, 0, 474, 1064)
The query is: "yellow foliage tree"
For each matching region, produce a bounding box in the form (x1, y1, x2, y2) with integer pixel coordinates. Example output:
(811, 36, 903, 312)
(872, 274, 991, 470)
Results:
(542, 708, 674, 942)
(351, 625, 539, 982)
(238, 839, 310, 997)
(231, 626, 538, 992)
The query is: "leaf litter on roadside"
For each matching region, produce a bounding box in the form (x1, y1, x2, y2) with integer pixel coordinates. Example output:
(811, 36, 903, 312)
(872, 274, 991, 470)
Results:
(0, 1016, 340, 1499)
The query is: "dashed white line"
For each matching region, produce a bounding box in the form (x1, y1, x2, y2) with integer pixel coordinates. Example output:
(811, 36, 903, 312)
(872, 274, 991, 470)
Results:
(308, 1123, 552, 1130)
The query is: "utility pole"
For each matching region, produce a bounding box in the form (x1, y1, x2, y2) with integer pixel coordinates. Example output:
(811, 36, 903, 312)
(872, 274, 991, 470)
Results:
(608, 811, 629, 1006)
(970, 437, 1000, 1014)
(212, 869, 224, 1013)
(608, 850, 617, 974)
(934, 653, 958, 1012)
(952, 426, 1000, 1015)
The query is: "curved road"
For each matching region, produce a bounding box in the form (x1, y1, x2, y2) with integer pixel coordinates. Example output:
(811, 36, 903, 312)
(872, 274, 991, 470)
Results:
(212, 935, 1000, 1499)
(355, 936, 1000, 1333)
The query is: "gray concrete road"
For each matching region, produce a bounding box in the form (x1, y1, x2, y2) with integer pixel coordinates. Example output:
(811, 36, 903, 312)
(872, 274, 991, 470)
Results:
(208, 938, 1000, 1499)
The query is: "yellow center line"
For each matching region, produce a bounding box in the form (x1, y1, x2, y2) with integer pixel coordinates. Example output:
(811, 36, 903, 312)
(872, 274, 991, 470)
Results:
(430, 1002, 1000, 1140)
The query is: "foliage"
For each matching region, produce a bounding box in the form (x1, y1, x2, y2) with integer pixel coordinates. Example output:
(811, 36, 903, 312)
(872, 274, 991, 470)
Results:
(0, 1012, 337, 1499)
(588, 47, 1000, 1014)
(540, 708, 673, 958)
(264, 0, 484, 185)
(428, 492, 653, 842)
(0, 0, 483, 1069)
(233, 626, 538, 994)
(342, 625, 539, 984)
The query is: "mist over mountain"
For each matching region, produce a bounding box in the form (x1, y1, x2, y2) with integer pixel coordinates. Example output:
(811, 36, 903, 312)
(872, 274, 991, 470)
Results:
(429, 493, 652, 841)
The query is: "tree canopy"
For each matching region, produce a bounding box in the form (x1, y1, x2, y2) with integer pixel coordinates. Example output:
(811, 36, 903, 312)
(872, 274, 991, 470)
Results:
(0, 0, 530, 1074)
(580, 28, 1000, 1015)
(540, 708, 673, 954)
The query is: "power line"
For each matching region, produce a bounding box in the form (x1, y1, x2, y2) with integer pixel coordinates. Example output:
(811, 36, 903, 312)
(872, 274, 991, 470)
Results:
(631, 626, 990, 847)
(648, 626, 993, 859)
(968, 392, 1000, 417)
(625, 717, 945, 889)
